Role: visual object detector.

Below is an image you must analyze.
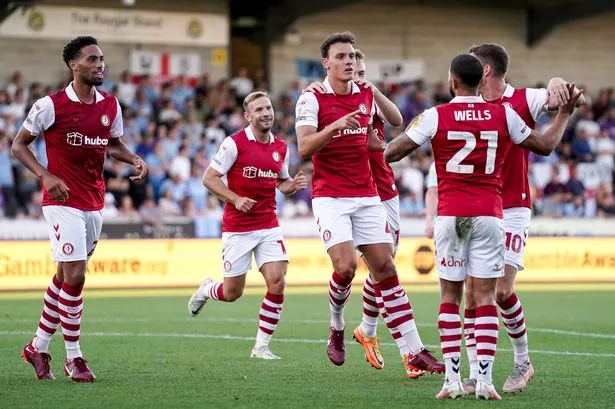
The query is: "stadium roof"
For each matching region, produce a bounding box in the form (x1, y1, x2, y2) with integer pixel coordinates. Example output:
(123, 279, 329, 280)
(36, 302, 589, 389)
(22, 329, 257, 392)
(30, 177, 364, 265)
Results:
(230, 0, 615, 46)
(2, 0, 613, 47)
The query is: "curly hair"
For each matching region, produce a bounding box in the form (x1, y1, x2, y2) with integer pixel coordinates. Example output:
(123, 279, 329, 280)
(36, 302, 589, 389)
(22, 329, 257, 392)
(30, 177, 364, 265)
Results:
(62, 36, 99, 68)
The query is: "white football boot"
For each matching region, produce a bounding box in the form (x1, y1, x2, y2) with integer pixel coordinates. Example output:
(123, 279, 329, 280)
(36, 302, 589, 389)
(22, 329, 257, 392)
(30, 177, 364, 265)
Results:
(188, 278, 214, 317)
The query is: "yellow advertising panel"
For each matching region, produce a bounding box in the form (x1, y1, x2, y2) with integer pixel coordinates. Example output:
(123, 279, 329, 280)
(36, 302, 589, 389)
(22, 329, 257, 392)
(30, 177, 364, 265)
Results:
(1, 238, 614, 291)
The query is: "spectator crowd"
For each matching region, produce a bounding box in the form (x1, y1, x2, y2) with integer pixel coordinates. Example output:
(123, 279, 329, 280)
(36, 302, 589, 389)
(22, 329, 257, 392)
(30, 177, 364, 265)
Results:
(1, 67, 615, 228)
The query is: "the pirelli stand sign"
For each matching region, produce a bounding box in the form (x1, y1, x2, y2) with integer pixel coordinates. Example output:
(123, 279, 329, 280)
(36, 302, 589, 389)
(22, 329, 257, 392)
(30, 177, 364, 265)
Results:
(0, 238, 614, 290)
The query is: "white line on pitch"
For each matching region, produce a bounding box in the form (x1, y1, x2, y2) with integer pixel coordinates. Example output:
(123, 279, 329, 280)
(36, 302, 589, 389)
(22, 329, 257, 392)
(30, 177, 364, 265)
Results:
(2, 317, 614, 339)
(1, 330, 614, 359)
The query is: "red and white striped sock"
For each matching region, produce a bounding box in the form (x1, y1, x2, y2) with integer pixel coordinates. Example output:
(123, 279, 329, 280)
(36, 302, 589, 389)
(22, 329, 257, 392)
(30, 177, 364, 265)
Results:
(58, 282, 83, 360)
(360, 276, 379, 337)
(375, 275, 423, 354)
(255, 292, 284, 348)
(475, 305, 499, 384)
(329, 272, 352, 331)
(498, 292, 529, 364)
(463, 308, 478, 379)
(438, 303, 462, 382)
(33, 275, 62, 353)
(202, 281, 226, 301)
(376, 287, 409, 356)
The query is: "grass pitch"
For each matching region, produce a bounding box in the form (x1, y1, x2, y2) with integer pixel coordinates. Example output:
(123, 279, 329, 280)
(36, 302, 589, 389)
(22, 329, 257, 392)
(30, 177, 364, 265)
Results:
(1, 284, 614, 408)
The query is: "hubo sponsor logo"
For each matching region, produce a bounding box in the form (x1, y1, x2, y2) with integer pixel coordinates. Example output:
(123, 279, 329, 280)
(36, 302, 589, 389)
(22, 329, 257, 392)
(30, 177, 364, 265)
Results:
(66, 132, 108, 147)
(242, 166, 278, 179)
(333, 126, 368, 138)
(440, 256, 467, 267)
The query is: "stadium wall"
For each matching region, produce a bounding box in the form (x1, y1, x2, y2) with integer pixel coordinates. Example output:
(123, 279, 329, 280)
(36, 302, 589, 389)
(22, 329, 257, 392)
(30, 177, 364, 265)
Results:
(1, 237, 614, 290)
(0, 0, 229, 86)
(270, 2, 615, 97)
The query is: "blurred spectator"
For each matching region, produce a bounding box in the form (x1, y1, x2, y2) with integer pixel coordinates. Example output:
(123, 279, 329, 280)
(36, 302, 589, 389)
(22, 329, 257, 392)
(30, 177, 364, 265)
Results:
(594, 129, 615, 171)
(104, 161, 130, 205)
(117, 70, 136, 107)
(117, 196, 141, 221)
(0, 68, 613, 230)
(102, 192, 118, 218)
(399, 190, 424, 217)
(596, 183, 615, 216)
(230, 66, 253, 103)
(169, 143, 191, 182)
(572, 129, 595, 162)
(542, 166, 567, 217)
(0, 133, 17, 217)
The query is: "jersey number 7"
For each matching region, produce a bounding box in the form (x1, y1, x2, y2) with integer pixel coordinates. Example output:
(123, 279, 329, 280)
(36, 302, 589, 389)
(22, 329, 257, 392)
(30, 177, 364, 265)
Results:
(446, 131, 498, 175)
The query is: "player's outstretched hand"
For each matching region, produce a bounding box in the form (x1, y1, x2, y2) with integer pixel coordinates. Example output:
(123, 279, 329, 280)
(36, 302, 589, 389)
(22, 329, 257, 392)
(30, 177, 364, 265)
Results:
(354, 78, 375, 91)
(130, 157, 149, 181)
(559, 83, 584, 115)
(42, 172, 69, 202)
(292, 171, 308, 191)
(332, 109, 362, 131)
(235, 197, 256, 212)
(304, 81, 327, 94)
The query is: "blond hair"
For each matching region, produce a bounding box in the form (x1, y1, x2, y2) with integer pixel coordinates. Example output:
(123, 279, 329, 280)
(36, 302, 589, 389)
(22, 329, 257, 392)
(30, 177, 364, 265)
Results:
(355, 48, 365, 61)
(243, 91, 269, 112)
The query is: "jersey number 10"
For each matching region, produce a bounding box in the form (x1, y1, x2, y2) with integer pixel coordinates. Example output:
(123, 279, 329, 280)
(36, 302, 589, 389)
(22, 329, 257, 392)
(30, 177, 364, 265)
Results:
(446, 131, 498, 175)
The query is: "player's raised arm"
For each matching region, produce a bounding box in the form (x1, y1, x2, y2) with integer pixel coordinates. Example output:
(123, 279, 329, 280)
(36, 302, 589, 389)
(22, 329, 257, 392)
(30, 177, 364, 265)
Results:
(203, 137, 255, 212)
(508, 84, 582, 155)
(385, 108, 438, 163)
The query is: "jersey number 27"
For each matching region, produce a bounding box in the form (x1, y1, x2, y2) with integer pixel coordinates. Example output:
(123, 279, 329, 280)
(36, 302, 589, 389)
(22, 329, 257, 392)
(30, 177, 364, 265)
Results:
(446, 131, 498, 174)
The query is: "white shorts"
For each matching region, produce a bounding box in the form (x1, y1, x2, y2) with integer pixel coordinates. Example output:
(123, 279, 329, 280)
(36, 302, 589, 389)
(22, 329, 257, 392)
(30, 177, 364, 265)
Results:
(42, 206, 103, 262)
(382, 196, 401, 255)
(503, 207, 531, 271)
(434, 215, 505, 282)
(222, 227, 289, 277)
(312, 196, 392, 251)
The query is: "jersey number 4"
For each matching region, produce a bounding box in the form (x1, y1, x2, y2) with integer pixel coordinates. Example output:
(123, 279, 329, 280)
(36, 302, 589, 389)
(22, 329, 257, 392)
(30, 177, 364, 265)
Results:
(446, 131, 498, 174)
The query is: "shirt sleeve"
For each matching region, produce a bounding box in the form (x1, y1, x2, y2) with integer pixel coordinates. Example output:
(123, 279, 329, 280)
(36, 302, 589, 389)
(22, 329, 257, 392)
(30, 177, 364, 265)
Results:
(110, 97, 124, 138)
(279, 146, 290, 180)
(22, 96, 55, 136)
(209, 137, 238, 176)
(526, 87, 548, 122)
(426, 161, 438, 188)
(295, 92, 319, 128)
(405, 107, 438, 145)
(505, 105, 532, 144)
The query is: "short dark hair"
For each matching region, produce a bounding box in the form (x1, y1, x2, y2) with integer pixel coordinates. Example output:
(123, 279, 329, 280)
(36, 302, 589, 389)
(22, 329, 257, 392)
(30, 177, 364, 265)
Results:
(450, 54, 484, 89)
(62, 36, 99, 68)
(320, 32, 356, 58)
(467, 43, 508, 78)
(355, 48, 365, 61)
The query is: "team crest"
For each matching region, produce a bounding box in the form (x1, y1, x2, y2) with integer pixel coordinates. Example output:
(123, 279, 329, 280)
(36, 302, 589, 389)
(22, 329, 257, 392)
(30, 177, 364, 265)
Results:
(323, 230, 332, 242)
(62, 243, 74, 255)
(502, 102, 513, 109)
(359, 103, 368, 115)
(100, 114, 110, 126)
(272, 151, 280, 162)
(224, 261, 232, 271)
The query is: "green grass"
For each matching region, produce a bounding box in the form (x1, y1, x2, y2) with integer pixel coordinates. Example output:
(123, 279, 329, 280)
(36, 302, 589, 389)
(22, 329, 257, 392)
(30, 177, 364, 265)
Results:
(1, 284, 614, 408)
